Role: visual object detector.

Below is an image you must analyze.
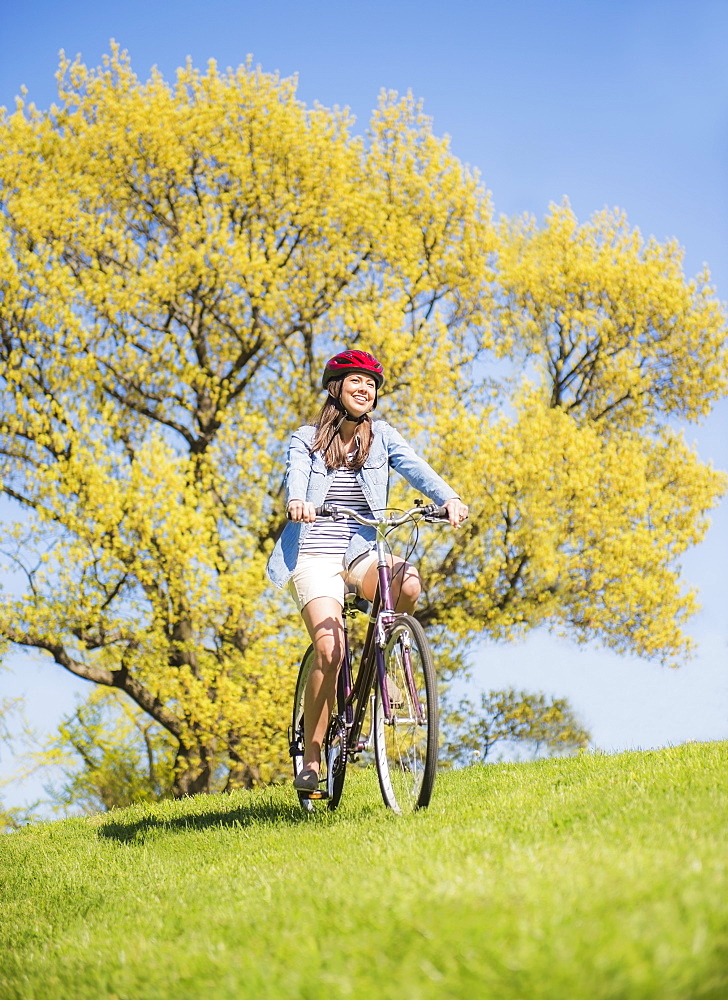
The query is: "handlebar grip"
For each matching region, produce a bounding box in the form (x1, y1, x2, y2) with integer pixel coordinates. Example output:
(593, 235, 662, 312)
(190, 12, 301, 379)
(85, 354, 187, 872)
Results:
(423, 504, 450, 520)
(287, 503, 335, 520)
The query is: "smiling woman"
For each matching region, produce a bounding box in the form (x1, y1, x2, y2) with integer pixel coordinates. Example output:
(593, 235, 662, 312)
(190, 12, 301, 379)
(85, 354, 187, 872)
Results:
(266, 350, 468, 792)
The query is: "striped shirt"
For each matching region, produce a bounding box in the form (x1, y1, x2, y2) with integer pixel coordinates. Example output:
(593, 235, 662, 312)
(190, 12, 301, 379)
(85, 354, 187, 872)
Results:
(300, 467, 373, 556)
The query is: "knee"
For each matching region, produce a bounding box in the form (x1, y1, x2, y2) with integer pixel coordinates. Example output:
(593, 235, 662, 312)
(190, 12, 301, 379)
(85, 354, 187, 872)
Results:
(400, 565, 422, 604)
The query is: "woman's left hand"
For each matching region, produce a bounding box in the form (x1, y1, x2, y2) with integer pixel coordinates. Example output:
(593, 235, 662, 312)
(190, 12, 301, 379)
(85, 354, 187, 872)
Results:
(444, 497, 469, 528)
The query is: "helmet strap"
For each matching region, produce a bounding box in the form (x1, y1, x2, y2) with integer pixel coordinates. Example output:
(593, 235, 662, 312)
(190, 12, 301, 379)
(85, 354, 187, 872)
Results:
(318, 400, 370, 460)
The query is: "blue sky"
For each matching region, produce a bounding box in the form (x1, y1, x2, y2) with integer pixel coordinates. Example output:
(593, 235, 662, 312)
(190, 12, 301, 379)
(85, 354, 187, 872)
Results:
(1, 0, 727, 808)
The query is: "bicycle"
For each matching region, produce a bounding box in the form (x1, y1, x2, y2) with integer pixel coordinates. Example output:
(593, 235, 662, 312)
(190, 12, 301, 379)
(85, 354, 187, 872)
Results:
(289, 500, 452, 815)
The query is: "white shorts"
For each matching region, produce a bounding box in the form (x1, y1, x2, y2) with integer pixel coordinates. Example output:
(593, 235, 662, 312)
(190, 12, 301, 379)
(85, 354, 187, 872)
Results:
(288, 551, 378, 612)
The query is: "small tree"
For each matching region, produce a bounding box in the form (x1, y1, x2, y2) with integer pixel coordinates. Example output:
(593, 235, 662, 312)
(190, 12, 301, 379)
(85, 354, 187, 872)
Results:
(0, 692, 40, 829)
(44, 689, 177, 813)
(443, 688, 590, 765)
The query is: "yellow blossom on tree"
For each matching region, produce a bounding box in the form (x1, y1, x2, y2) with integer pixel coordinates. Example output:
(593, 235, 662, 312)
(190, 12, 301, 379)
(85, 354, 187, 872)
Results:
(0, 49, 725, 797)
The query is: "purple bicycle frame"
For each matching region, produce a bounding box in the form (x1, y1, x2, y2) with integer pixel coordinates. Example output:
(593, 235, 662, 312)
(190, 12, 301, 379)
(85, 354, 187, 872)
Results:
(339, 529, 425, 746)
(374, 535, 398, 723)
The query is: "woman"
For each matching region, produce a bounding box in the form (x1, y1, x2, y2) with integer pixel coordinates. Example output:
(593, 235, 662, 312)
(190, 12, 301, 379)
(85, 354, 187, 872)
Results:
(267, 350, 468, 792)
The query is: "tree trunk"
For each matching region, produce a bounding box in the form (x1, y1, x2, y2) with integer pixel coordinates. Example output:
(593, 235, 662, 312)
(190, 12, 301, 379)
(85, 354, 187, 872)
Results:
(224, 760, 261, 791)
(171, 742, 215, 797)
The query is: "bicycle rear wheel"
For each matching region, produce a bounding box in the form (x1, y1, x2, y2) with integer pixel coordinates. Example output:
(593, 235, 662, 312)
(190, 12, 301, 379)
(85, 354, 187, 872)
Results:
(290, 644, 347, 812)
(374, 614, 438, 814)
(291, 645, 316, 813)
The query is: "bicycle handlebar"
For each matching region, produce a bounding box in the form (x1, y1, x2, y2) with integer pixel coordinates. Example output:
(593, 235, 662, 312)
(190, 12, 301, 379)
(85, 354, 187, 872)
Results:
(313, 502, 454, 527)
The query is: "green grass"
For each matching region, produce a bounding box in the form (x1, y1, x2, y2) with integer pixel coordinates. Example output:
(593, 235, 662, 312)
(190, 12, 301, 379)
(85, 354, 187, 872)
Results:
(1, 742, 727, 1000)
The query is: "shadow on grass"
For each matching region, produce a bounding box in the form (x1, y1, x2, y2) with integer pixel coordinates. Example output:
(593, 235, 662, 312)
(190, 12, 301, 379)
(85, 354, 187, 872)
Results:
(98, 794, 312, 844)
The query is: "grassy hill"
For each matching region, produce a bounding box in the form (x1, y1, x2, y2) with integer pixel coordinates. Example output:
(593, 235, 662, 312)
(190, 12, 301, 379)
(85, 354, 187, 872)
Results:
(1, 742, 727, 999)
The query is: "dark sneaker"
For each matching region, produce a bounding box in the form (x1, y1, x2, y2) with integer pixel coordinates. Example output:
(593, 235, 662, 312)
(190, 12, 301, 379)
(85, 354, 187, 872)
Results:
(293, 768, 320, 792)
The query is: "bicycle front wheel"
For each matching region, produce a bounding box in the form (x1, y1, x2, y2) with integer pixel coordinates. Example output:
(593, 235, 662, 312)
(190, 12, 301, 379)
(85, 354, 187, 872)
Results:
(374, 614, 438, 814)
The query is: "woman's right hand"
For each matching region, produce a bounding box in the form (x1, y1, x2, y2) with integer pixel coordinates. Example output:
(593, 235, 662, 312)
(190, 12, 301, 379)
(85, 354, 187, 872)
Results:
(287, 500, 317, 523)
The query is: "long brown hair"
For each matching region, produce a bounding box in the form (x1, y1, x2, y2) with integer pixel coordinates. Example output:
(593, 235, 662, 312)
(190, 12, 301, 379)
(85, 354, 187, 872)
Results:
(310, 377, 374, 470)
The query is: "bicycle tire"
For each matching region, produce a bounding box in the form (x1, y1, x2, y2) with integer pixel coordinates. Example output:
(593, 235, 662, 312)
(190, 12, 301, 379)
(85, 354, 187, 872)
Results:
(373, 614, 438, 814)
(290, 644, 347, 812)
(291, 644, 316, 813)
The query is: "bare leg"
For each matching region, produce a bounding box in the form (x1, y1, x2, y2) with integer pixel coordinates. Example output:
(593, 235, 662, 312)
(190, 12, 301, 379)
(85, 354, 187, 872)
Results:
(359, 556, 421, 612)
(300, 597, 345, 776)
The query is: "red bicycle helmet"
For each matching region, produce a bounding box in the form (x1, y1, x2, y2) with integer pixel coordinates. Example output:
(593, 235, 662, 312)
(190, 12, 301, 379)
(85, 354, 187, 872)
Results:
(321, 350, 385, 390)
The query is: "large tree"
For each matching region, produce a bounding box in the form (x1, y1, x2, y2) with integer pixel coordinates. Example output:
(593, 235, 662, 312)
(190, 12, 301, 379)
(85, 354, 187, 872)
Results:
(0, 48, 725, 795)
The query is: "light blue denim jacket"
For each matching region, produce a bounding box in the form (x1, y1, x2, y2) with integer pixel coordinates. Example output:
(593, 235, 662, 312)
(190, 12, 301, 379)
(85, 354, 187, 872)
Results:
(266, 419, 459, 589)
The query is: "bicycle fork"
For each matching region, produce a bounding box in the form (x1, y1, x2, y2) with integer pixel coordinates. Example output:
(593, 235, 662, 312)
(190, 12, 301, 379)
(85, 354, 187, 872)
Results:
(373, 532, 426, 727)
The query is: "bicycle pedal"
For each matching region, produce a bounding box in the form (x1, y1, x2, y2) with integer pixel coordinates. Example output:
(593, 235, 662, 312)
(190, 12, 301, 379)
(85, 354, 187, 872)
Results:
(301, 789, 328, 800)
